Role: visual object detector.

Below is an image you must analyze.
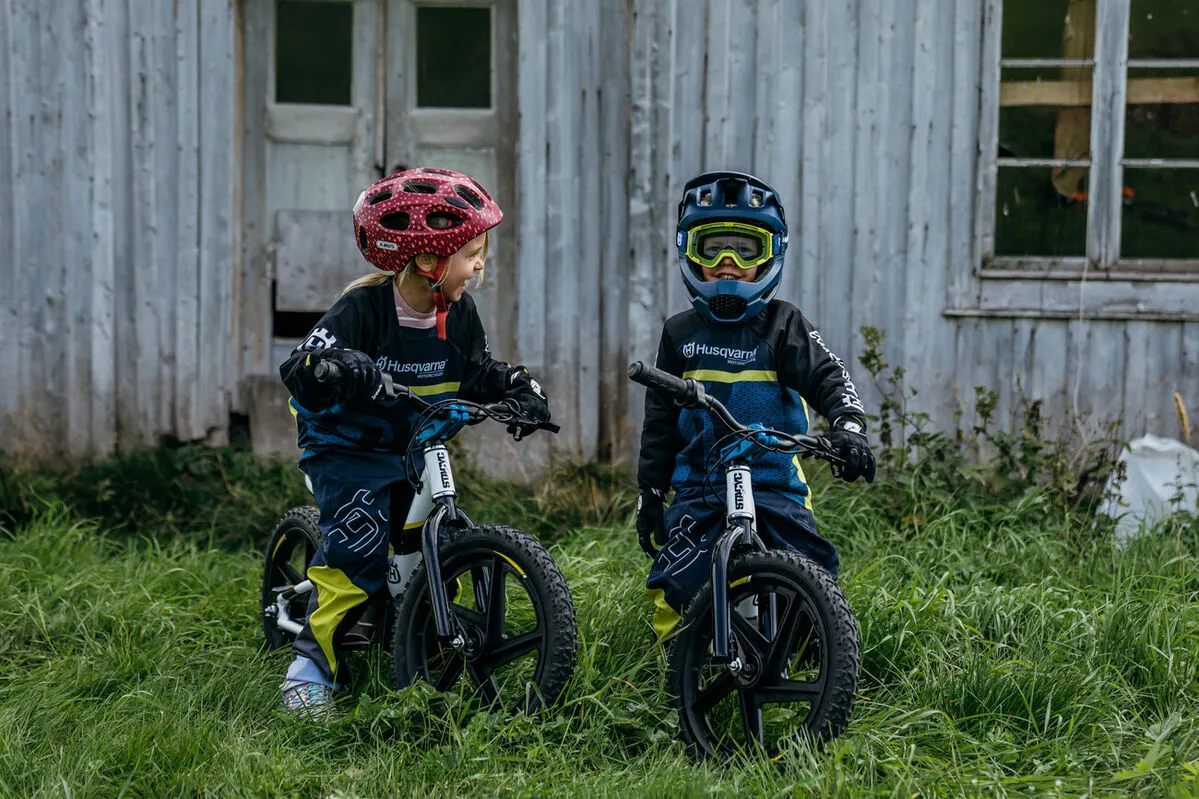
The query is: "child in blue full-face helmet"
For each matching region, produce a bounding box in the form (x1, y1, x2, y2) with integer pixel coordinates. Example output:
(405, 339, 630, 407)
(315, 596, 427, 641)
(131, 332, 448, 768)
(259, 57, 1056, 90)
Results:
(636, 171, 876, 639)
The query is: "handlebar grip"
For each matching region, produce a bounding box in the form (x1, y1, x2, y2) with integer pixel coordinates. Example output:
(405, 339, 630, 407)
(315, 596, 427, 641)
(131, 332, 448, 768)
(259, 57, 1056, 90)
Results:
(313, 359, 343, 383)
(628, 361, 692, 402)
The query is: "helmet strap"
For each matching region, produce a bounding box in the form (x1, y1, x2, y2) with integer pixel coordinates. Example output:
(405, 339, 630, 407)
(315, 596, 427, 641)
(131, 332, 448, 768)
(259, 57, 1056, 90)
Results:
(430, 256, 450, 340)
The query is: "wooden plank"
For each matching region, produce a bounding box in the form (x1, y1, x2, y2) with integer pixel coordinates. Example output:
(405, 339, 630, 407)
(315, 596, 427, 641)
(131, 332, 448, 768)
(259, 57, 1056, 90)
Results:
(349, 0, 379, 193)
(978, 279, 1199, 317)
(1142, 323, 1185, 438)
(575, 0, 602, 462)
(198, 0, 235, 441)
(0, 0, 17, 454)
(238, 0, 274, 385)
(174, 0, 202, 439)
(947, 0, 982, 307)
(62, 0, 91, 457)
(83, 0, 117, 458)
(599, 0, 631, 459)
(544, 0, 580, 453)
(515, 0, 547, 372)
(1086, 0, 1130, 268)
(974, 0, 1002, 270)
(847, 0, 879, 374)
(1183, 323, 1199, 444)
(797, 0, 828, 312)
(903, 0, 955, 415)
(999, 77, 1199, 107)
(821, 0, 858, 362)
(267, 142, 356, 211)
(1026, 320, 1069, 428)
(664, 0, 700, 317)
(273, 210, 362, 311)
(755, 0, 804, 305)
(265, 104, 358, 144)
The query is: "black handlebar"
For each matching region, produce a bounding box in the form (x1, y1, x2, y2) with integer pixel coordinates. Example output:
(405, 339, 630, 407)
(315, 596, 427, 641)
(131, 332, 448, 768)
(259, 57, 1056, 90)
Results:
(313, 358, 559, 436)
(627, 360, 840, 462)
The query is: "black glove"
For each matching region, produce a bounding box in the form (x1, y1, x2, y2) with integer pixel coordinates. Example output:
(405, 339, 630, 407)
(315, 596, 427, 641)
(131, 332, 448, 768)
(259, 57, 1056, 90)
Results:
(503, 366, 550, 437)
(829, 417, 875, 483)
(311, 348, 385, 402)
(636, 487, 667, 557)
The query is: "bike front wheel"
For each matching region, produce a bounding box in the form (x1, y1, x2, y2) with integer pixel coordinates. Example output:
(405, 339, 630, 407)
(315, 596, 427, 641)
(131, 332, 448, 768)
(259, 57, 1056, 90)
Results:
(390, 524, 578, 713)
(667, 550, 860, 760)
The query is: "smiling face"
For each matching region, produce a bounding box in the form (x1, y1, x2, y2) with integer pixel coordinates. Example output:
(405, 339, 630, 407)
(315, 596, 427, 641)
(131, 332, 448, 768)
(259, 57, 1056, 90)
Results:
(413, 232, 489, 302)
(699, 253, 761, 283)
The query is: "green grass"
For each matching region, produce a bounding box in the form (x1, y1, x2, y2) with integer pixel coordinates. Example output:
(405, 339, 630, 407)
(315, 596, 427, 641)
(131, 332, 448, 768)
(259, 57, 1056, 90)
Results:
(0, 457, 1197, 797)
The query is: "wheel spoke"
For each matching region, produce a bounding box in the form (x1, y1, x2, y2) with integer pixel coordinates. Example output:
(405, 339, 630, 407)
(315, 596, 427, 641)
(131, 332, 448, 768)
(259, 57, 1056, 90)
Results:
(278, 562, 304, 585)
(693, 671, 737, 715)
(730, 607, 771, 660)
(766, 594, 818, 677)
(467, 662, 504, 711)
(754, 676, 824, 705)
(738, 689, 764, 750)
(471, 565, 490, 609)
(485, 557, 507, 644)
(487, 630, 541, 668)
(431, 650, 466, 691)
(450, 603, 487, 630)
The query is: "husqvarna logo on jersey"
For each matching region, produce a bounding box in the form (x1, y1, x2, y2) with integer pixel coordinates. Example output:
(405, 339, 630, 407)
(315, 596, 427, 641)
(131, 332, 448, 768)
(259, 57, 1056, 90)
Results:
(375, 356, 448, 378)
(681, 341, 756, 366)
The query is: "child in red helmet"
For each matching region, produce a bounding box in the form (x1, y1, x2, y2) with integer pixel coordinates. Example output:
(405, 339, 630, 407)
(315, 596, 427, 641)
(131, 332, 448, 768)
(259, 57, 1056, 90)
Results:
(276, 168, 550, 717)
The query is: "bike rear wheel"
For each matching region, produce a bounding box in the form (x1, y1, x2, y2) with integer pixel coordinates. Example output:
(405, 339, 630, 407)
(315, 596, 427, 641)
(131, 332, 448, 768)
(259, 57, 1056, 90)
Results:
(261, 506, 321, 651)
(667, 550, 860, 760)
(390, 524, 578, 713)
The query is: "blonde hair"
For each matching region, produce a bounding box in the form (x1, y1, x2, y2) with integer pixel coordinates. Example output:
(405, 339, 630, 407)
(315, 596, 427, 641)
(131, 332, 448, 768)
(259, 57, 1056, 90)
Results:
(340, 232, 490, 297)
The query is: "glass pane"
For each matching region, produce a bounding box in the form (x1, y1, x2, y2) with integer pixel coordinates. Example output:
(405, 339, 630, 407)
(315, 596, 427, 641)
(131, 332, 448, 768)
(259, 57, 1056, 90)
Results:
(1120, 168, 1199, 259)
(276, 1, 354, 105)
(1129, 0, 1199, 59)
(999, 66, 1094, 160)
(1124, 68, 1199, 160)
(995, 166, 1089, 257)
(416, 6, 492, 109)
(1002, 0, 1096, 60)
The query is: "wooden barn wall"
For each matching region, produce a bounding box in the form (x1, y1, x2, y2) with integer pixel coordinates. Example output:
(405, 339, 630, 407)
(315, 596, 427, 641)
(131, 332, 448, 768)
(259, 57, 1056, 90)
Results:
(619, 0, 1196, 451)
(3, 0, 1194, 465)
(1, 0, 238, 462)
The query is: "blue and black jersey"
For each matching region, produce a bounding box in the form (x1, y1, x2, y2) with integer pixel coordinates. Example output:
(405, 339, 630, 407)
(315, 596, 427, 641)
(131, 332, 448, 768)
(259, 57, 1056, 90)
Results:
(279, 282, 513, 465)
(637, 300, 867, 506)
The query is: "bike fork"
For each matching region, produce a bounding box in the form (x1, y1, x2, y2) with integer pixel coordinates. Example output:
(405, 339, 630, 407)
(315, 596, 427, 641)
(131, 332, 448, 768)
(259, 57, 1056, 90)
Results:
(418, 445, 469, 648)
(712, 465, 762, 665)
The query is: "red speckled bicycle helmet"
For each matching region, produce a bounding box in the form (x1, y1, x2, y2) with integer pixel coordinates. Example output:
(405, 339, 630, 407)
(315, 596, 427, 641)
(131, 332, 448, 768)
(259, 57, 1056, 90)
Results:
(352, 167, 503, 273)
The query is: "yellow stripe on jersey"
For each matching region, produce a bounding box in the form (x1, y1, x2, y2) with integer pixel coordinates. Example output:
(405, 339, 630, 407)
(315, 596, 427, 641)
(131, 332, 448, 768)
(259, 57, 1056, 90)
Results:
(682, 369, 778, 383)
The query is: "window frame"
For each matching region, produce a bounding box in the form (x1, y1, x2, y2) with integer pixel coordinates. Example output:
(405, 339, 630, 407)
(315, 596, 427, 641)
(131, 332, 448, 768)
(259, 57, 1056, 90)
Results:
(974, 0, 1199, 289)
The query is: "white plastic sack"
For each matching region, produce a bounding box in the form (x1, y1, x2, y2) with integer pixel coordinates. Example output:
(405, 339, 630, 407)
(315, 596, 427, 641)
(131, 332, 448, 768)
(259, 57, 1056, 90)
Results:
(1099, 435, 1199, 545)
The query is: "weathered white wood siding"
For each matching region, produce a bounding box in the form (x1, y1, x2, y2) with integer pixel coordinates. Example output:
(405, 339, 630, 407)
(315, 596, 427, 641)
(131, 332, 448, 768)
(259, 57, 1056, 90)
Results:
(3, 0, 1195, 465)
(1, 0, 237, 461)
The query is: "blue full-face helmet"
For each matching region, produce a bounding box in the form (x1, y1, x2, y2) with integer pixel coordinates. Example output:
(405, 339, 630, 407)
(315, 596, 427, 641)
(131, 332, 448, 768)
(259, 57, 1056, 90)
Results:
(676, 171, 788, 323)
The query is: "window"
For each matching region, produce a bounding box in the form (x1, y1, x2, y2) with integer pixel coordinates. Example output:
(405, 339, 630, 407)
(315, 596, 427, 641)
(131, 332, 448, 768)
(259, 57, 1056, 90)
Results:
(980, 0, 1199, 274)
(275, 0, 354, 106)
(415, 6, 492, 109)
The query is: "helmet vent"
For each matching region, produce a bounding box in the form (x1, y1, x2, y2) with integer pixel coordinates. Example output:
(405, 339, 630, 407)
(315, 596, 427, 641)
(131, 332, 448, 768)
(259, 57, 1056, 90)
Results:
(368, 190, 392, 205)
(468, 178, 492, 199)
(444, 196, 470, 210)
(709, 294, 748, 320)
(357, 225, 368, 250)
(698, 190, 712, 207)
(378, 212, 410, 231)
(455, 185, 484, 210)
(427, 211, 463, 230)
(421, 168, 454, 175)
(402, 180, 437, 194)
(750, 191, 763, 207)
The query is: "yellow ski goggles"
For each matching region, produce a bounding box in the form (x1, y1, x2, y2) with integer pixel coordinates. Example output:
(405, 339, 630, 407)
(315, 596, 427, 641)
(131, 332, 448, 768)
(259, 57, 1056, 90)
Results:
(684, 221, 778, 270)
